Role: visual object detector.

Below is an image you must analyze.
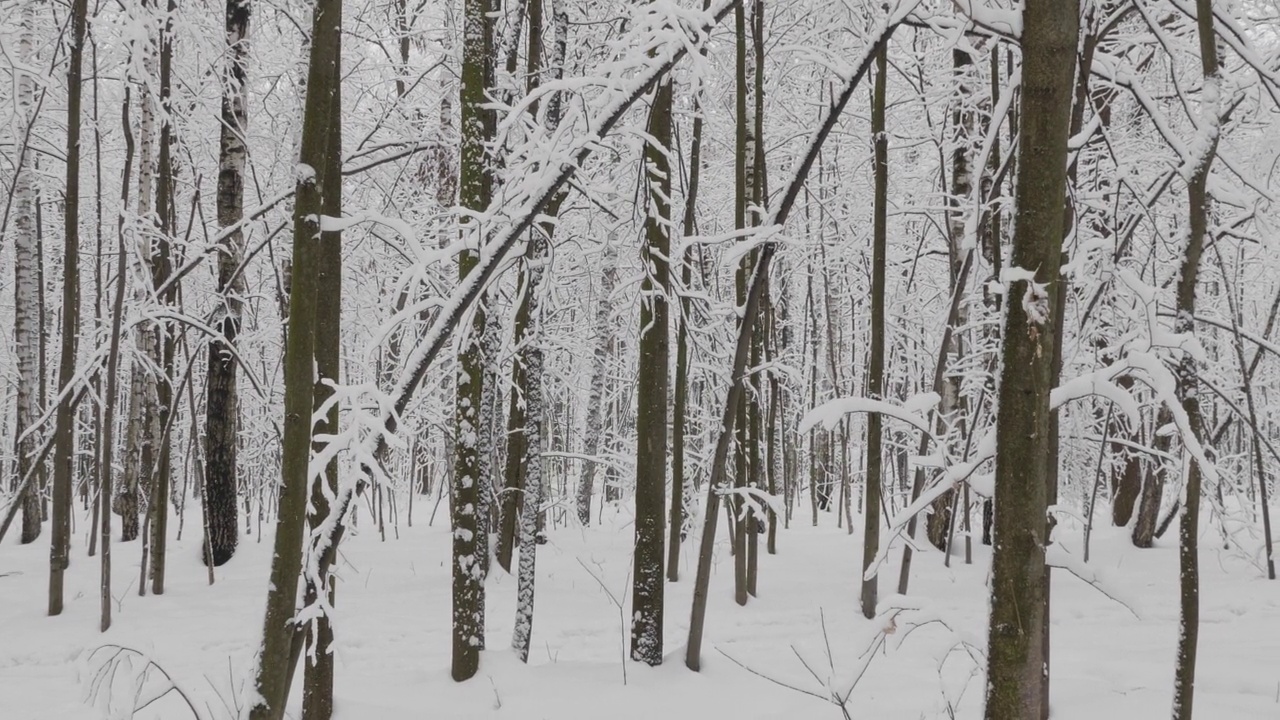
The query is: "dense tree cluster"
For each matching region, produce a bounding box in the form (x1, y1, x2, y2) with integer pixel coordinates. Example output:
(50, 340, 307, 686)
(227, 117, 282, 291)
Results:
(2, 0, 1278, 717)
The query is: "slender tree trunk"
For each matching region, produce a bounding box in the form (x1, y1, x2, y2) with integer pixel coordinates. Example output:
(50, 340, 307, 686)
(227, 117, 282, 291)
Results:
(687, 17, 898, 669)
(576, 240, 617, 525)
(247, 0, 341, 711)
(48, 0, 90, 617)
(14, 0, 42, 545)
(119, 4, 163, 545)
(12, 0, 42, 538)
(927, 46, 976, 552)
(670, 0, 711, 582)
(862, 40, 887, 620)
(99, 134, 133, 631)
(1172, 2, 1220, 716)
(744, 0, 767, 600)
(982, 2, 1079, 718)
(511, 0, 564, 660)
(301, 37, 342, 720)
(731, 0, 759, 608)
(147, 0, 179, 596)
(452, 0, 494, 682)
(206, 0, 251, 568)
(630, 66, 673, 665)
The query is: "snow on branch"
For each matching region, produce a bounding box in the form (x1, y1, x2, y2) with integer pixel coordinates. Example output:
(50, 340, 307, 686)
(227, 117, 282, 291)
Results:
(297, 0, 745, 623)
(951, 0, 1021, 39)
(800, 394, 936, 438)
(1045, 544, 1143, 620)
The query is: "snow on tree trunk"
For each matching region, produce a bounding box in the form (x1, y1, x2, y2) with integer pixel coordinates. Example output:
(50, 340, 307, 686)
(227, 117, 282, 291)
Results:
(630, 68, 672, 666)
(451, 0, 494, 682)
(1171, 2, 1221, 716)
(246, 0, 342, 711)
(512, 227, 548, 663)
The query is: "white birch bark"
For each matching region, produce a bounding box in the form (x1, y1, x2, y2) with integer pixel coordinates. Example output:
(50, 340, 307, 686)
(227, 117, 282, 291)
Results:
(574, 236, 618, 525)
(13, 0, 42, 542)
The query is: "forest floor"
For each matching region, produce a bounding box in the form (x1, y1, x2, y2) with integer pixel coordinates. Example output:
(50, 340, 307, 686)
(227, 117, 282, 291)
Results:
(2, 497, 1278, 719)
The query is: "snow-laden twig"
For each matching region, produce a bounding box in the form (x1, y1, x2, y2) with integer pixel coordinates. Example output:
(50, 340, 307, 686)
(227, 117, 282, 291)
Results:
(296, 0, 745, 633)
(1045, 544, 1143, 620)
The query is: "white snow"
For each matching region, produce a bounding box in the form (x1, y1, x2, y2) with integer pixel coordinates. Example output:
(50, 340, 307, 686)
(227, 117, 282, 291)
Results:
(3, 505, 1277, 719)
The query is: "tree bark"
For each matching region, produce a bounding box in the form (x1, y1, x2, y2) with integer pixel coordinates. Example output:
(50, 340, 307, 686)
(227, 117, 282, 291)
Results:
(246, 0, 341, 711)
(48, 0, 90, 617)
(982, 2, 1079, 719)
(575, 240, 617, 526)
(147, 0, 179, 597)
(205, 0, 252, 568)
(670, 0, 711, 583)
(630, 71, 672, 666)
(1172, 2, 1220, 716)
(13, 0, 42, 545)
(862, 39, 887, 620)
(451, 0, 495, 682)
(301, 32, 342, 720)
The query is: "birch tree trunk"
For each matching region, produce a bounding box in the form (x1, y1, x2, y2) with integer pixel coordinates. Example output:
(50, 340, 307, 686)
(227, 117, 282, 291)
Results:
(118, 10, 161, 544)
(575, 239, 617, 526)
(927, 46, 975, 551)
(13, 0, 42, 545)
(511, 0, 564, 659)
(205, 0, 252, 568)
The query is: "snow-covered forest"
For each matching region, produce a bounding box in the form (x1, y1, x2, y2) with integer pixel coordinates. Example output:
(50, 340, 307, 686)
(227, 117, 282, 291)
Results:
(2, 0, 1279, 717)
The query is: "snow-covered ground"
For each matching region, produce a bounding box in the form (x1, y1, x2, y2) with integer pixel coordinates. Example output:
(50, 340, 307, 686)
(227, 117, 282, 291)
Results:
(2, 500, 1278, 719)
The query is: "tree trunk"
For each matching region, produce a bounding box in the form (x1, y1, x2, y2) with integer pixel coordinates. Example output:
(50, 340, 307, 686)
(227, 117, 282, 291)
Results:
(118, 12, 162, 545)
(147, 0, 179, 597)
(670, 0, 711, 582)
(1132, 406, 1170, 547)
(14, 0, 42, 545)
(48, 0, 90, 617)
(511, 0, 563, 660)
(576, 240, 617, 525)
(246, 0, 341, 711)
(982, 2, 1079, 719)
(301, 35, 343, 720)
(205, 0, 252, 568)
(1172, 2, 1220, 716)
(862, 39, 887, 620)
(630, 66, 672, 665)
(451, 0, 494, 682)
(927, 46, 976, 552)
